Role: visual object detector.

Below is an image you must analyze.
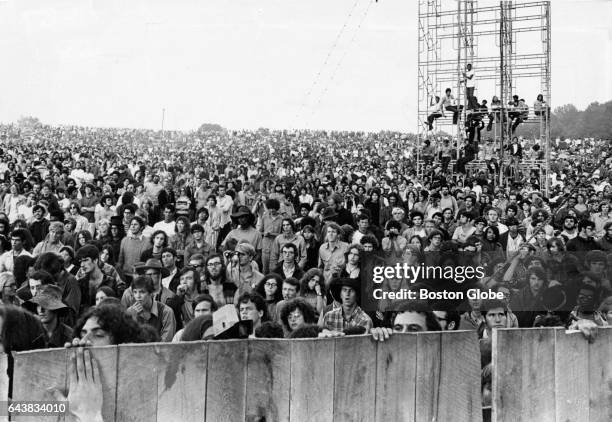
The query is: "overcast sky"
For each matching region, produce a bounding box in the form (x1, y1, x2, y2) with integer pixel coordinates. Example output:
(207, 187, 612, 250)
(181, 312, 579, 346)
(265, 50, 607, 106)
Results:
(0, 0, 610, 132)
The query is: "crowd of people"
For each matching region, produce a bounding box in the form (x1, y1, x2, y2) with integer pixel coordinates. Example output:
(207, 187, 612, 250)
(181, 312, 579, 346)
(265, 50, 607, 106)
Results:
(0, 122, 609, 416)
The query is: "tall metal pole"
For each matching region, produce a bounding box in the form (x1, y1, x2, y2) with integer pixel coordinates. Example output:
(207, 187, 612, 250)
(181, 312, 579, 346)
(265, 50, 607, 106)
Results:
(161, 108, 165, 141)
(499, 2, 504, 188)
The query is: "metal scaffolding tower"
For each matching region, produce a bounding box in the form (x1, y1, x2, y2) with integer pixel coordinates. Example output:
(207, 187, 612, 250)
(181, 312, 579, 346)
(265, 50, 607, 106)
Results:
(417, 0, 551, 194)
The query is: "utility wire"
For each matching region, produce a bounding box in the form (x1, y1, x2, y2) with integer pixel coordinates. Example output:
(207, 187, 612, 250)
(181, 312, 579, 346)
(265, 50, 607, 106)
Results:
(294, 0, 361, 128)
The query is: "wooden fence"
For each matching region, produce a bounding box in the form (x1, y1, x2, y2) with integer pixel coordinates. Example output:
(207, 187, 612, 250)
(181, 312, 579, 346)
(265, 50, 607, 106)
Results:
(10, 330, 482, 422)
(4, 327, 611, 422)
(493, 327, 612, 422)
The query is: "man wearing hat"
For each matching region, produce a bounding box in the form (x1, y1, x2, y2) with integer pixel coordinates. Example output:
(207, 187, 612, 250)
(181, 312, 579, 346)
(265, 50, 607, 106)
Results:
(26, 284, 72, 348)
(222, 206, 262, 263)
(33, 221, 65, 256)
(122, 258, 179, 324)
(226, 242, 264, 294)
(320, 277, 372, 332)
(28, 203, 50, 245)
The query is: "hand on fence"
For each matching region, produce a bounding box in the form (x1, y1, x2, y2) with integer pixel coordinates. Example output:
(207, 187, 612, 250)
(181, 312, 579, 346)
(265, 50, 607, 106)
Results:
(569, 319, 598, 344)
(48, 348, 104, 422)
(64, 337, 93, 348)
(371, 327, 393, 342)
(318, 329, 345, 338)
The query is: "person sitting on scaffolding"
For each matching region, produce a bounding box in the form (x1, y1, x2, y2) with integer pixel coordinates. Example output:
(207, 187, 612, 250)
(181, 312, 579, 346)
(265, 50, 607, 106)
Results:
(441, 88, 462, 125)
(507, 95, 521, 133)
(426, 95, 444, 131)
(534, 94, 549, 121)
(487, 96, 502, 131)
(462, 63, 476, 110)
(466, 97, 486, 144)
(421, 139, 436, 167)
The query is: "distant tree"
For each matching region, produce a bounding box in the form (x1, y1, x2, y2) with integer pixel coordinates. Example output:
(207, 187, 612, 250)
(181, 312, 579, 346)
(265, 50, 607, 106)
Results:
(16, 116, 42, 129)
(197, 123, 226, 134)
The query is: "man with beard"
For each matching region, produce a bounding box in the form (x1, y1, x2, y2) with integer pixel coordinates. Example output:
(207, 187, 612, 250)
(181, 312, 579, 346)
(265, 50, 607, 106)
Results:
(525, 209, 554, 239)
(327, 193, 354, 227)
(203, 253, 238, 305)
(29, 204, 50, 245)
(560, 215, 578, 242)
(566, 220, 601, 252)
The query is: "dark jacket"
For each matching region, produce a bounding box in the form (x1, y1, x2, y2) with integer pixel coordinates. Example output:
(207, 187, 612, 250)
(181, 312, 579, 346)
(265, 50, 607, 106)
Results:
(566, 236, 602, 252)
(272, 263, 304, 281)
(78, 273, 123, 314)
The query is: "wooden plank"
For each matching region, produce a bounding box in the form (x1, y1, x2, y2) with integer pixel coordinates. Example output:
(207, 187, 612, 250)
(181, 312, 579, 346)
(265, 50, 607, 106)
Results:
(374, 333, 417, 422)
(245, 339, 291, 422)
(89, 346, 119, 422)
(206, 339, 247, 422)
(0, 354, 8, 422)
(290, 338, 334, 422)
(116, 344, 159, 422)
(588, 326, 612, 422)
(12, 348, 68, 422)
(156, 342, 208, 422)
(415, 332, 441, 422)
(492, 328, 555, 422)
(438, 330, 482, 422)
(554, 328, 589, 422)
(333, 335, 377, 422)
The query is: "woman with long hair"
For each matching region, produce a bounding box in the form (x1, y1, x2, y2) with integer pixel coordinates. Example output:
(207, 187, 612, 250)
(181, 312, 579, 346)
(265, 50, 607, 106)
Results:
(341, 244, 363, 279)
(170, 216, 193, 266)
(254, 273, 284, 320)
(74, 230, 93, 251)
(298, 268, 326, 316)
(108, 218, 125, 261)
(364, 190, 382, 227)
(95, 218, 112, 245)
(481, 226, 505, 263)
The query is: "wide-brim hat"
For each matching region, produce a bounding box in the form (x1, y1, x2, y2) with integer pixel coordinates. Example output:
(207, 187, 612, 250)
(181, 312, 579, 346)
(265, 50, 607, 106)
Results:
(134, 258, 170, 278)
(231, 206, 255, 225)
(329, 277, 361, 304)
(27, 285, 68, 311)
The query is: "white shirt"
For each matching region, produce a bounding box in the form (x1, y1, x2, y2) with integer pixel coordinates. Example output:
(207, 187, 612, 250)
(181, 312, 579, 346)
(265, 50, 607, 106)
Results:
(465, 69, 475, 88)
(153, 220, 176, 237)
(0, 249, 33, 273)
(506, 233, 525, 254)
